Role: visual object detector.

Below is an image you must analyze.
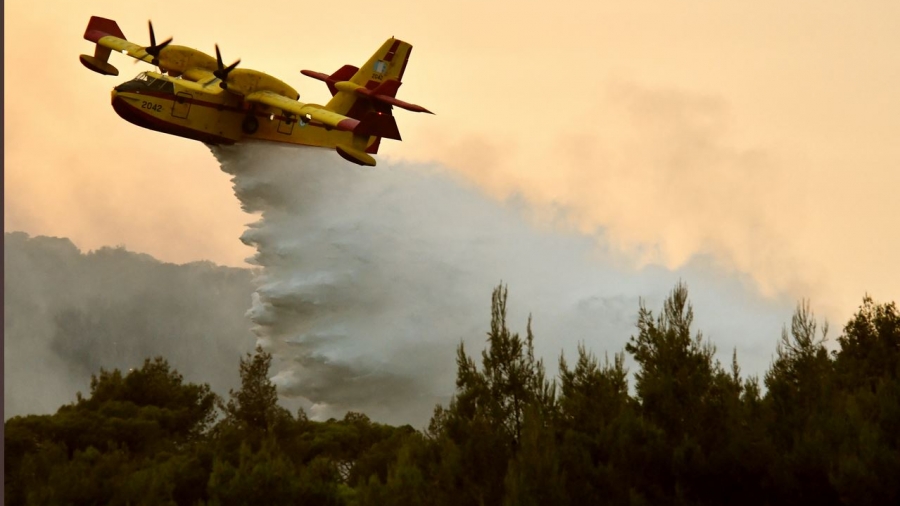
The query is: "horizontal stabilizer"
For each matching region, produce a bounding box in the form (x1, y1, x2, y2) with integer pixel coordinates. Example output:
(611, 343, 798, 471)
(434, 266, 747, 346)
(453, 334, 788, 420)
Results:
(336, 79, 432, 114)
(301, 65, 359, 96)
(368, 93, 433, 114)
(372, 79, 402, 97)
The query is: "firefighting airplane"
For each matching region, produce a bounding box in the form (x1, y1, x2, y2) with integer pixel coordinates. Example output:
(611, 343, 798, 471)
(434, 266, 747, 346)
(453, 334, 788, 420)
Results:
(79, 16, 432, 166)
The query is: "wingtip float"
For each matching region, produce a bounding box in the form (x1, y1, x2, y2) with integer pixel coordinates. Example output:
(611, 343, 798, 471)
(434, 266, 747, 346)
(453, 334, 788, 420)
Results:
(79, 16, 433, 166)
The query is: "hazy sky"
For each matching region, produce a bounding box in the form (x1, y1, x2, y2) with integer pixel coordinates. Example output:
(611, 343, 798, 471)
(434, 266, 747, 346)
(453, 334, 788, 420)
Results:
(5, 0, 899, 324)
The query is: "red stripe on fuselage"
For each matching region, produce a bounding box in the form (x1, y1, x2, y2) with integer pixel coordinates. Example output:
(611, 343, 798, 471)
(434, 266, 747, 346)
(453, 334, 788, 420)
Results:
(137, 90, 246, 114)
(129, 90, 335, 127)
(113, 90, 352, 148)
(112, 96, 235, 144)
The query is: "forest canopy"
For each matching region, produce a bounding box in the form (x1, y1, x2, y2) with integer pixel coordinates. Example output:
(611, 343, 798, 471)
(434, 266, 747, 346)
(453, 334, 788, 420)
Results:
(6, 282, 899, 505)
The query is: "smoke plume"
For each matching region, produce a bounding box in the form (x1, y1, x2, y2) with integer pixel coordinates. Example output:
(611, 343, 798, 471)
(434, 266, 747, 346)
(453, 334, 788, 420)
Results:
(4, 232, 255, 419)
(212, 142, 789, 426)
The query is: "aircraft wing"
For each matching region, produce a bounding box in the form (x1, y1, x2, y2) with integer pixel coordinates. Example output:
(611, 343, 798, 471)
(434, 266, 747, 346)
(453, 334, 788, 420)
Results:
(244, 90, 359, 132)
(98, 37, 156, 64)
(82, 17, 153, 64)
(80, 17, 159, 75)
(181, 68, 218, 84)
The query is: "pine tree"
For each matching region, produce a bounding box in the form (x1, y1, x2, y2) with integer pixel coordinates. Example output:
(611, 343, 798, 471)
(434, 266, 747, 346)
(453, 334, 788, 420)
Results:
(223, 346, 291, 436)
(430, 284, 555, 506)
(763, 300, 839, 505)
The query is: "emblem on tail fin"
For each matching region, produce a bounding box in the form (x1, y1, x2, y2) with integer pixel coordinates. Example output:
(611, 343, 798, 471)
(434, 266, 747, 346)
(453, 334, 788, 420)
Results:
(372, 60, 389, 80)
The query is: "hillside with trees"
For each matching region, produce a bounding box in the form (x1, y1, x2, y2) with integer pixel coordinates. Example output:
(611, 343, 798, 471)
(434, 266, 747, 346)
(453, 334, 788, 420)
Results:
(6, 283, 899, 505)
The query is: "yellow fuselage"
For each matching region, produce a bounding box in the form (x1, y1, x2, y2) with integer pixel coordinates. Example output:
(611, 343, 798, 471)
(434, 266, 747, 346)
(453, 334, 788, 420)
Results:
(110, 71, 369, 150)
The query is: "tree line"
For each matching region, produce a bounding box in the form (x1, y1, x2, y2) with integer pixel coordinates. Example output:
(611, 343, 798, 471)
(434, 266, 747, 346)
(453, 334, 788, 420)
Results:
(5, 282, 899, 505)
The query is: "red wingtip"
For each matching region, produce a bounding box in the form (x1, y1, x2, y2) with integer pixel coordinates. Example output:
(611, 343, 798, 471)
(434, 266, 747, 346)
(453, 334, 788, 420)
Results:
(84, 16, 126, 43)
(336, 118, 360, 132)
(300, 70, 330, 81)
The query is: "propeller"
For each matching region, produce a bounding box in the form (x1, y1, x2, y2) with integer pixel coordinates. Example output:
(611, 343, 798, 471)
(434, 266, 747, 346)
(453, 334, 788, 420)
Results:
(203, 44, 241, 90)
(137, 20, 173, 66)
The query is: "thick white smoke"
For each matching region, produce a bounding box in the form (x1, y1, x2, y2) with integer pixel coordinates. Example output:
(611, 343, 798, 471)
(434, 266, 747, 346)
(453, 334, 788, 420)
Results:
(211, 142, 790, 426)
(4, 232, 255, 420)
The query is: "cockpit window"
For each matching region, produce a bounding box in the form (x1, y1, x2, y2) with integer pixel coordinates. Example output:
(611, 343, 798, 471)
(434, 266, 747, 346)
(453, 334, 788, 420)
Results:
(150, 77, 169, 89)
(133, 72, 165, 87)
(117, 71, 176, 94)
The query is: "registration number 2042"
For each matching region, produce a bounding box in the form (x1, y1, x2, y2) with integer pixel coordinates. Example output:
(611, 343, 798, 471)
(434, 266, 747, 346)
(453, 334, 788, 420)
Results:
(141, 101, 163, 112)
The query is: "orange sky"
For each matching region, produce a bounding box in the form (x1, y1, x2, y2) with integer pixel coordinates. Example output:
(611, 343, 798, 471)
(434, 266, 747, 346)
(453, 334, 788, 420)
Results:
(5, 0, 899, 321)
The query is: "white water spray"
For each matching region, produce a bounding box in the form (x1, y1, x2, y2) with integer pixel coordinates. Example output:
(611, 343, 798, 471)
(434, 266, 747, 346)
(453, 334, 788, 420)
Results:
(211, 142, 787, 426)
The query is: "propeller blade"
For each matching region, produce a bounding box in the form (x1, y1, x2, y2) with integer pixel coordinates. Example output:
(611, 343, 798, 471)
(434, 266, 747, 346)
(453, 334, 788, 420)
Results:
(211, 44, 241, 90)
(144, 20, 173, 67)
(154, 37, 173, 53)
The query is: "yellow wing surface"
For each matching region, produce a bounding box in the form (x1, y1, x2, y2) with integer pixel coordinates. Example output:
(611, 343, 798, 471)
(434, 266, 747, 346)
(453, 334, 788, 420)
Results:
(81, 16, 219, 77)
(97, 37, 155, 65)
(181, 68, 218, 85)
(80, 17, 151, 75)
(244, 91, 359, 131)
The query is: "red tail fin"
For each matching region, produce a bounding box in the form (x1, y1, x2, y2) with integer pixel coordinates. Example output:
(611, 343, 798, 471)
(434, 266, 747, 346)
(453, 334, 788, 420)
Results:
(371, 79, 401, 98)
(355, 111, 401, 141)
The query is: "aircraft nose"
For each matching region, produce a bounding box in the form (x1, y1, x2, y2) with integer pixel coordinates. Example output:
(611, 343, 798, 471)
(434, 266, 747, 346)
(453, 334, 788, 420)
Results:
(111, 88, 118, 103)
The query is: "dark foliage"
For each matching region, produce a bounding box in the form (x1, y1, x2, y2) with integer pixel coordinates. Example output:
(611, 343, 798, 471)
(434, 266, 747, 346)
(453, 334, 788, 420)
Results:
(6, 283, 898, 505)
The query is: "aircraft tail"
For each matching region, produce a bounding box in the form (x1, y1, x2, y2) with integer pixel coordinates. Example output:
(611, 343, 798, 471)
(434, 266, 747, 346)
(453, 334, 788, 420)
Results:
(350, 38, 414, 88)
(301, 38, 431, 156)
